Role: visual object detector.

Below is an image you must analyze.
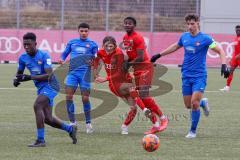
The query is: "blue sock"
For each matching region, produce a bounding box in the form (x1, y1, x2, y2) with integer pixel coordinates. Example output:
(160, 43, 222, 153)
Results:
(83, 102, 91, 124)
(199, 99, 204, 108)
(37, 128, 45, 142)
(61, 123, 73, 133)
(66, 100, 75, 123)
(190, 109, 201, 133)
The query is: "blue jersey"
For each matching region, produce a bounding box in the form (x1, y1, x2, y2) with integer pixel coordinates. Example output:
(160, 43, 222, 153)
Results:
(18, 49, 53, 90)
(61, 38, 98, 72)
(178, 32, 214, 78)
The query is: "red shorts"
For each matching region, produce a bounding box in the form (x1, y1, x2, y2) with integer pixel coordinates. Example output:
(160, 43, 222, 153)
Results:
(230, 56, 240, 67)
(133, 63, 153, 88)
(109, 79, 132, 97)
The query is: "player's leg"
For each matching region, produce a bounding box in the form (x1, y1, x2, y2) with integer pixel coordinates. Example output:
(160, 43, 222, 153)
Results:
(185, 76, 207, 138)
(121, 96, 137, 135)
(220, 59, 237, 92)
(43, 104, 77, 144)
(79, 69, 93, 133)
(118, 82, 152, 117)
(28, 95, 47, 147)
(65, 73, 78, 125)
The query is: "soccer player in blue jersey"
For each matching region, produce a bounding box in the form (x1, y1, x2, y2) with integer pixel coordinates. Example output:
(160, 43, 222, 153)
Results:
(13, 32, 77, 147)
(59, 23, 98, 133)
(151, 14, 229, 138)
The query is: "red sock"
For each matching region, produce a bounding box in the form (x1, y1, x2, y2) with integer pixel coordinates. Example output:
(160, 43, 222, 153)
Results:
(124, 108, 137, 126)
(142, 97, 163, 117)
(226, 73, 233, 86)
(135, 97, 145, 110)
(150, 113, 157, 124)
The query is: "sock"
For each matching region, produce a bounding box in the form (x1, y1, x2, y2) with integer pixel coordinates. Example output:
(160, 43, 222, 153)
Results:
(83, 102, 91, 124)
(142, 97, 163, 117)
(124, 108, 137, 126)
(61, 123, 73, 133)
(226, 73, 233, 86)
(153, 121, 160, 127)
(150, 113, 157, 124)
(66, 100, 75, 123)
(190, 109, 201, 133)
(135, 97, 145, 110)
(37, 128, 45, 142)
(199, 99, 204, 108)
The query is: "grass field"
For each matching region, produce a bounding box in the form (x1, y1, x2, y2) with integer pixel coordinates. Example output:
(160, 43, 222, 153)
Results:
(0, 64, 240, 160)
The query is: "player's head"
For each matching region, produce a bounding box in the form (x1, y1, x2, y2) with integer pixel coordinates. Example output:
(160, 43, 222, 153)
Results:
(184, 14, 200, 35)
(23, 32, 37, 56)
(235, 25, 240, 36)
(78, 23, 90, 39)
(124, 17, 137, 33)
(103, 36, 117, 54)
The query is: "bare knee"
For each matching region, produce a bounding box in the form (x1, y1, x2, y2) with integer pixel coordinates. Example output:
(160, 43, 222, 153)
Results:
(82, 95, 89, 104)
(191, 100, 200, 110)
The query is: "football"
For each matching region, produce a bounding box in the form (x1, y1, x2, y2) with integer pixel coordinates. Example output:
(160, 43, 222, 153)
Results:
(142, 134, 160, 152)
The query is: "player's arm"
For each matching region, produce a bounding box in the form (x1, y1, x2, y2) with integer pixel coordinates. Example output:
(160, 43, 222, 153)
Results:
(93, 56, 108, 83)
(151, 42, 181, 62)
(59, 41, 71, 64)
(209, 42, 229, 78)
(13, 57, 25, 87)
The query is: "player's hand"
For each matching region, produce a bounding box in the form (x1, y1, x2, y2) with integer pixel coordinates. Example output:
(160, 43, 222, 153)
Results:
(122, 61, 130, 72)
(16, 74, 32, 82)
(221, 64, 230, 78)
(13, 79, 21, 87)
(95, 76, 107, 83)
(150, 54, 161, 63)
(235, 54, 240, 61)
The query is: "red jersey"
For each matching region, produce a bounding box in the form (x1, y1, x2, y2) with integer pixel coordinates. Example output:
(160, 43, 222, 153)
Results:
(95, 47, 132, 83)
(233, 36, 240, 56)
(123, 31, 150, 62)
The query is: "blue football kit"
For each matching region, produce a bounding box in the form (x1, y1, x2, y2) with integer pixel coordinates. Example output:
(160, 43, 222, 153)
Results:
(61, 38, 98, 124)
(18, 49, 57, 107)
(178, 32, 215, 96)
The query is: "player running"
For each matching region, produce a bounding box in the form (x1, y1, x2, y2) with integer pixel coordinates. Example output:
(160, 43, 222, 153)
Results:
(122, 17, 168, 134)
(13, 32, 77, 147)
(93, 36, 160, 134)
(59, 23, 98, 133)
(151, 14, 229, 138)
(220, 25, 240, 92)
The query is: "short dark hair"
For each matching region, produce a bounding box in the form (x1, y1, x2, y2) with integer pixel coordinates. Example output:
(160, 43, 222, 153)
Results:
(23, 32, 36, 41)
(185, 14, 199, 22)
(78, 23, 90, 29)
(124, 17, 137, 26)
(103, 36, 116, 46)
(235, 25, 240, 29)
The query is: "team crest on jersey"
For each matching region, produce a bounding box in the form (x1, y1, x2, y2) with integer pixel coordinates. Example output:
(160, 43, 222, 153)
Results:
(37, 61, 42, 65)
(86, 44, 90, 48)
(195, 42, 200, 46)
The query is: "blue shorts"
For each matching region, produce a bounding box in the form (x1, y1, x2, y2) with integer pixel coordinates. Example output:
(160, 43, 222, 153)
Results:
(65, 69, 91, 91)
(37, 85, 57, 107)
(182, 76, 207, 96)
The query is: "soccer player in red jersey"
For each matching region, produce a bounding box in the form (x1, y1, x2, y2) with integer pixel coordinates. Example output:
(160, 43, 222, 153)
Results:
(122, 17, 168, 134)
(94, 36, 157, 134)
(220, 25, 240, 92)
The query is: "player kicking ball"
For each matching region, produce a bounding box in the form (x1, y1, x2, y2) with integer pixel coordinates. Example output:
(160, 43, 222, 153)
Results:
(93, 36, 161, 135)
(13, 32, 77, 147)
